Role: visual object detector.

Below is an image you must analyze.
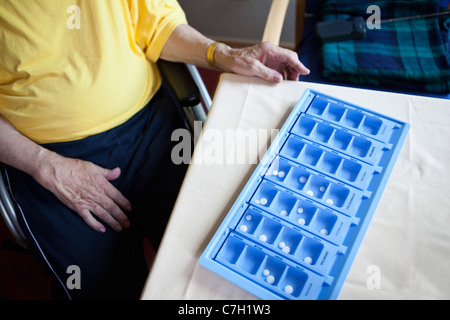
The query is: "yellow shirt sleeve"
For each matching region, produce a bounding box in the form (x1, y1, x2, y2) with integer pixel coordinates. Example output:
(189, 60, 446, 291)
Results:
(128, 0, 187, 62)
(0, 0, 187, 144)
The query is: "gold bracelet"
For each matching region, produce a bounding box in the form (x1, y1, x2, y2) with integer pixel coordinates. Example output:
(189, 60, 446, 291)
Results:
(206, 42, 229, 69)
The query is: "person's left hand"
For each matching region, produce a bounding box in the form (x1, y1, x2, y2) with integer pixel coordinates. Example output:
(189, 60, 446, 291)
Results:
(214, 41, 310, 83)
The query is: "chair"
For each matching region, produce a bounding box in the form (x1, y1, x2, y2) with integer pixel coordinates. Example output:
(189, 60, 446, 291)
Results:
(0, 165, 27, 250)
(263, 0, 306, 48)
(159, 61, 211, 131)
(0, 61, 211, 251)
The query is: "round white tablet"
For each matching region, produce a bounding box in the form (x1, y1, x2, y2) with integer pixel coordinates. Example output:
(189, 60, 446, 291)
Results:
(280, 210, 288, 216)
(320, 228, 329, 236)
(259, 234, 268, 242)
(320, 186, 326, 192)
(326, 199, 334, 205)
(246, 215, 252, 221)
(284, 285, 294, 295)
(298, 218, 306, 225)
(239, 225, 248, 232)
(297, 207, 304, 214)
(282, 246, 290, 254)
(299, 176, 307, 183)
(278, 241, 285, 248)
(306, 190, 314, 196)
(260, 198, 268, 205)
(277, 171, 286, 178)
(263, 269, 270, 276)
(266, 275, 275, 284)
(304, 256, 313, 264)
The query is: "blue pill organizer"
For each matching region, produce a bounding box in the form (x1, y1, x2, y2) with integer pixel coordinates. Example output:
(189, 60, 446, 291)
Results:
(199, 89, 410, 300)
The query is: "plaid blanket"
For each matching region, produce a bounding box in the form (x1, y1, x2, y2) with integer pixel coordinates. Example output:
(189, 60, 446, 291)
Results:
(320, 0, 450, 94)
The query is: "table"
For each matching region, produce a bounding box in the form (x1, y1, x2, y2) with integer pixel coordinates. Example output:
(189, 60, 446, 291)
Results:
(141, 73, 450, 300)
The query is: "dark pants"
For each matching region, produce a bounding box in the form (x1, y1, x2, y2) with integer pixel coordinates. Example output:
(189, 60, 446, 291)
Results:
(5, 84, 188, 299)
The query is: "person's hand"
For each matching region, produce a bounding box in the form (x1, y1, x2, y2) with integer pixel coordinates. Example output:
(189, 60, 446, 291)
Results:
(215, 41, 310, 83)
(34, 152, 132, 233)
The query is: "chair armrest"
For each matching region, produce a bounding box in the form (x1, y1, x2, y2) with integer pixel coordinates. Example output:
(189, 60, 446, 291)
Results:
(157, 60, 208, 133)
(157, 60, 201, 107)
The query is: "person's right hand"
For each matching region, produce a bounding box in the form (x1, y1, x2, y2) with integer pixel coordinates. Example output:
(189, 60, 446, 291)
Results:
(34, 152, 132, 233)
(215, 41, 310, 84)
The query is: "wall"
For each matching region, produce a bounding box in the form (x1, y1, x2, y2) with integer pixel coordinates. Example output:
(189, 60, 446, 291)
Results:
(177, 0, 297, 48)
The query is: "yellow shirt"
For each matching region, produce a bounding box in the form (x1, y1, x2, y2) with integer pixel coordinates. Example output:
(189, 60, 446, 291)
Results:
(0, 0, 187, 144)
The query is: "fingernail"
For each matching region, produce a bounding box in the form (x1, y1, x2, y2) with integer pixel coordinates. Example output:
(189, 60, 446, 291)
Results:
(274, 75, 283, 83)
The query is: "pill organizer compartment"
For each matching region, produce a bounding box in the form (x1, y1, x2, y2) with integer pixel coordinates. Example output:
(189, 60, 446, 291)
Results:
(265, 157, 366, 217)
(279, 135, 378, 190)
(215, 233, 328, 299)
(307, 95, 399, 143)
(200, 89, 409, 300)
(248, 181, 354, 245)
(291, 115, 388, 166)
(235, 206, 341, 275)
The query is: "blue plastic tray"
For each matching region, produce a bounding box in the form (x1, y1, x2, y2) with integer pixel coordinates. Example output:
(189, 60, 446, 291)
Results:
(199, 89, 410, 300)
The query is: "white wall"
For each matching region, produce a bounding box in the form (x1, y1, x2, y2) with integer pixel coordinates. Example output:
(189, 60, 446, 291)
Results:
(178, 0, 297, 48)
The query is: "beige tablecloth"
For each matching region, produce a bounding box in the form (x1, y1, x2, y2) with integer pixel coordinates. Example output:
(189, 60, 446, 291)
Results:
(141, 73, 450, 300)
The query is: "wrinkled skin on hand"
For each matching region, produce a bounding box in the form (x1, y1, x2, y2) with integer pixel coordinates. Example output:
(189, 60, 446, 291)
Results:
(216, 41, 310, 83)
(35, 154, 131, 233)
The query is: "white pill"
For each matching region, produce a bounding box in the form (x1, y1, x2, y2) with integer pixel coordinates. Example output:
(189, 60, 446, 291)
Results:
(299, 176, 307, 183)
(266, 275, 275, 284)
(277, 171, 286, 178)
(304, 256, 313, 264)
(278, 241, 285, 248)
(239, 225, 248, 232)
(246, 215, 252, 221)
(298, 218, 306, 225)
(260, 198, 268, 205)
(263, 269, 270, 276)
(272, 170, 278, 176)
(282, 246, 290, 254)
(280, 210, 288, 216)
(297, 207, 304, 214)
(326, 198, 334, 205)
(259, 234, 268, 242)
(320, 228, 329, 235)
(306, 190, 314, 196)
(320, 186, 326, 192)
(255, 200, 260, 204)
(284, 285, 294, 295)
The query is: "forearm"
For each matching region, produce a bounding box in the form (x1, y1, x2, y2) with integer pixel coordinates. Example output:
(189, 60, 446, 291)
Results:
(0, 114, 56, 180)
(0, 114, 130, 233)
(160, 24, 214, 69)
(160, 24, 309, 83)
(160, 24, 244, 73)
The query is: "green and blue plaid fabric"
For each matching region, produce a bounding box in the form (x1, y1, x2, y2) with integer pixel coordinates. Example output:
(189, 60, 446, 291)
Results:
(320, 0, 450, 94)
